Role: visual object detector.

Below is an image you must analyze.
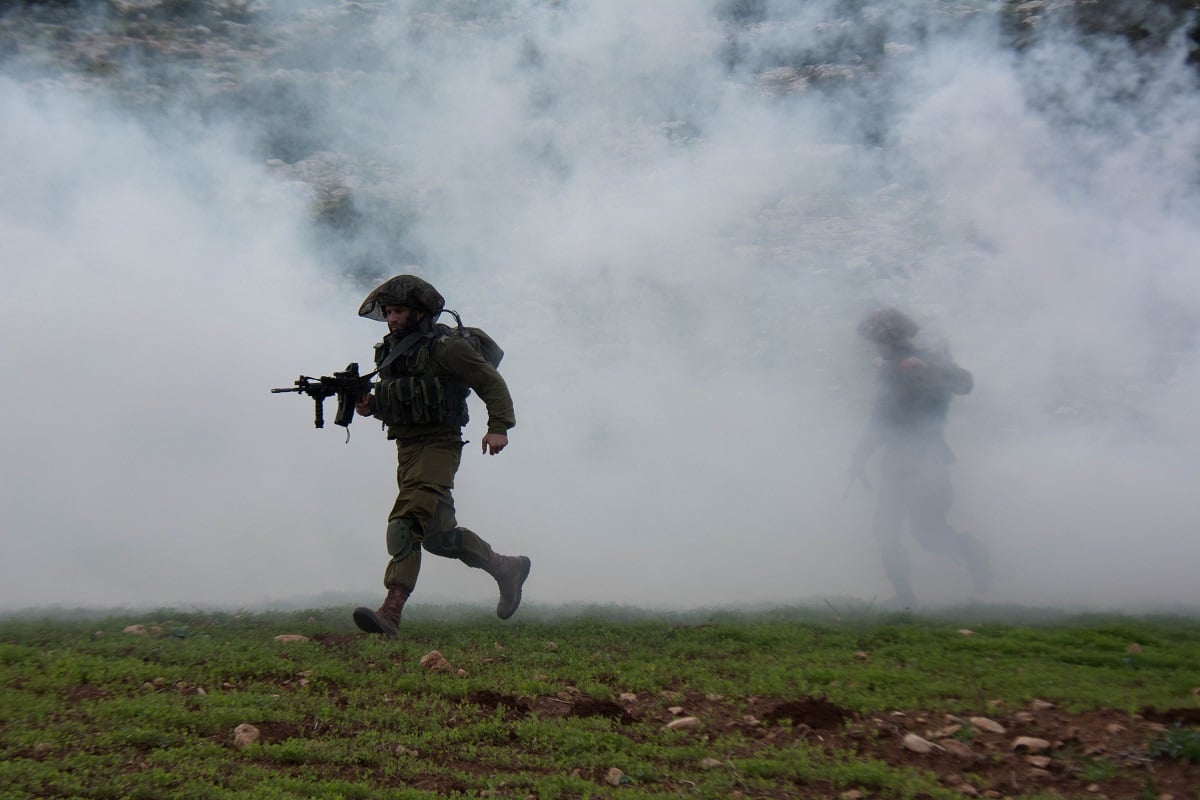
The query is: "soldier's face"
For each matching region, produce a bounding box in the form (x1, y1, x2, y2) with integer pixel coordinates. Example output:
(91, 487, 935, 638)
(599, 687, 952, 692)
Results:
(385, 305, 419, 334)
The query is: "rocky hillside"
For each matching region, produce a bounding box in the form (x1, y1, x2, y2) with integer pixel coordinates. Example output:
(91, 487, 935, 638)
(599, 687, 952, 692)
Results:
(2, 0, 1197, 273)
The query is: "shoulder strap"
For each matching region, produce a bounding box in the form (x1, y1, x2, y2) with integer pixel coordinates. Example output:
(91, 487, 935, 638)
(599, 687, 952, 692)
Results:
(364, 329, 427, 380)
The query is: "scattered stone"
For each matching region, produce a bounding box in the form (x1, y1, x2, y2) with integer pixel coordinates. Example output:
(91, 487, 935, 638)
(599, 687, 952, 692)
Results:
(902, 733, 939, 753)
(544, 641, 558, 651)
(699, 757, 724, 769)
(1028, 768, 1052, 779)
(668, 706, 685, 715)
(956, 784, 979, 797)
(938, 740, 978, 761)
(273, 634, 310, 643)
(854, 650, 869, 660)
(1105, 723, 1125, 735)
(31, 742, 53, 757)
(665, 716, 701, 731)
(1011, 736, 1051, 753)
(841, 790, 864, 800)
(1029, 699, 1055, 711)
(233, 723, 259, 749)
(605, 767, 626, 786)
(419, 650, 454, 673)
(1013, 711, 1037, 724)
(1126, 643, 1143, 654)
(619, 692, 638, 703)
(395, 744, 419, 756)
(969, 716, 1006, 735)
(93, 631, 105, 637)
(957, 629, 975, 636)
(123, 624, 147, 635)
(929, 723, 962, 738)
(1026, 755, 1052, 768)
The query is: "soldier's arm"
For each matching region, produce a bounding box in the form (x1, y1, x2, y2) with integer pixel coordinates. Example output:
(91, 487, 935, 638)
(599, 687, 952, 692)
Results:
(913, 349, 973, 396)
(436, 336, 516, 434)
(940, 363, 973, 395)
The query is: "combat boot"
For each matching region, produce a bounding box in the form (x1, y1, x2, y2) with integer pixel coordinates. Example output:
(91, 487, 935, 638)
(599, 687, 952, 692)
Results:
(484, 553, 531, 620)
(353, 585, 409, 636)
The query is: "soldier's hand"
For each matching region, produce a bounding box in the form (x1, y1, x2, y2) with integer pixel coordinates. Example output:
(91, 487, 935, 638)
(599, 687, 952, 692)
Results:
(355, 391, 374, 416)
(481, 432, 508, 455)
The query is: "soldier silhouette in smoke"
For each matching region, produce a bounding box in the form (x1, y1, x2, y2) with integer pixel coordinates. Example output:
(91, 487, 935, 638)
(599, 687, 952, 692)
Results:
(849, 307, 992, 609)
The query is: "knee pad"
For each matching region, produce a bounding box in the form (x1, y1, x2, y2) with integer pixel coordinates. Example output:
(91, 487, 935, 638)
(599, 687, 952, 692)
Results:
(386, 516, 424, 559)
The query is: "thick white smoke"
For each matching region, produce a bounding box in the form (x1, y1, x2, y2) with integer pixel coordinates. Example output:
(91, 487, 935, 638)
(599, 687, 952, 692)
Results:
(1, 0, 1198, 613)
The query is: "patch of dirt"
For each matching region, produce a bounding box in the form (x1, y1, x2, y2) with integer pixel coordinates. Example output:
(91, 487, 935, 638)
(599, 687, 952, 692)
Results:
(60, 684, 110, 704)
(310, 632, 360, 650)
(762, 696, 854, 730)
(466, 689, 637, 725)
(1141, 706, 1200, 726)
(451, 688, 1197, 796)
(206, 682, 1199, 797)
(249, 720, 310, 743)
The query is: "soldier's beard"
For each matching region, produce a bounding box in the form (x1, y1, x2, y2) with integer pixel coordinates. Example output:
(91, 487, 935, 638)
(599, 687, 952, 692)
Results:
(391, 316, 427, 336)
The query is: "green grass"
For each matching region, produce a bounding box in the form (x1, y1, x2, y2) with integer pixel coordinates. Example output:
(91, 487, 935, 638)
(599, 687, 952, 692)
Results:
(1, 605, 1199, 799)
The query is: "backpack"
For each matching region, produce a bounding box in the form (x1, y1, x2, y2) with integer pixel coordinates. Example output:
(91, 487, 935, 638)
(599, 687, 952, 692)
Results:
(441, 309, 504, 368)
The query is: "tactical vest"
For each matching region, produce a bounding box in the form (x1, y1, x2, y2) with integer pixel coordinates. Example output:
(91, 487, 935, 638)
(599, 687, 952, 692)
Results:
(374, 328, 470, 428)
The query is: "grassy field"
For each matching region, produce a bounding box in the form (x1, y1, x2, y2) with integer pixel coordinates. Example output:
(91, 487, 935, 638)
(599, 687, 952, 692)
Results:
(1, 604, 1199, 799)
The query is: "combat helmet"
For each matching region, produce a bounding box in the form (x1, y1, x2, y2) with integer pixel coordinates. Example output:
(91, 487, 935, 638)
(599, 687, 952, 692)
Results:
(857, 306, 919, 343)
(358, 274, 446, 321)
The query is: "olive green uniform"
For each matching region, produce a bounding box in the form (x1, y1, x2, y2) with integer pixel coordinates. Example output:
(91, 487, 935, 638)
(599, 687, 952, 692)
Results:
(371, 328, 516, 592)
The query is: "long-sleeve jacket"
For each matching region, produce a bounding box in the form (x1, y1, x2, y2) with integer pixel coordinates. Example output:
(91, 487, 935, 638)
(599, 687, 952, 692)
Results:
(372, 327, 516, 441)
(853, 344, 972, 466)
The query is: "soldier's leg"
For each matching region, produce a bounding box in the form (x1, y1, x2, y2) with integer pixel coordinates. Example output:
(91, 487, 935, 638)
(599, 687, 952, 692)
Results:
(397, 438, 531, 619)
(422, 524, 531, 620)
(873, 473, 915, 608)
(908, 466, 992, 593)
(422, 525, 491, 568)
(383, 516, 424, 591)
(353, 443, 433, 636)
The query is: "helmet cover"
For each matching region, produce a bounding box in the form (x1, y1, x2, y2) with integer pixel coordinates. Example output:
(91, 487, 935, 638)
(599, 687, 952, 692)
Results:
(358, 274, 446, 321)
(857, 306, 919, 343)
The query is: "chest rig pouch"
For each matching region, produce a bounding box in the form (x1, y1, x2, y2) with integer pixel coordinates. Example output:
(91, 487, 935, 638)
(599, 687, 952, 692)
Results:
(375, 330, 471, 428)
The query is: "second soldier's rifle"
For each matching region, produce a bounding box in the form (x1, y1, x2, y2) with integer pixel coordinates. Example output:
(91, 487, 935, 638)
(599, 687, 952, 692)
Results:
(271, 363, 373, 435)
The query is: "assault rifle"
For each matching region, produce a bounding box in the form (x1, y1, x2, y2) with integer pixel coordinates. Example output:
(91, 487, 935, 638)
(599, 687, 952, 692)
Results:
(271, 362, 373, 434)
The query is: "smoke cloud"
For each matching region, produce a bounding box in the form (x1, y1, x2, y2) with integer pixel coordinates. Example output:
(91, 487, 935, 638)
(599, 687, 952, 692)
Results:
(1, 0, 1198, 613)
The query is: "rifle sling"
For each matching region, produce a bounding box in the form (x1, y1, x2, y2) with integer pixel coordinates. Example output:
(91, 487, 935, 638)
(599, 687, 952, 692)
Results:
(363, 329, 426, 380)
